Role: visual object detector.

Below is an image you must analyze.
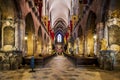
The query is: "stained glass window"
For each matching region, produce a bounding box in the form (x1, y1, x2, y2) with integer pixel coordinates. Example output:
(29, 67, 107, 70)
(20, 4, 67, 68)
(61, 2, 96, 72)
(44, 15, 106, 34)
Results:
(57, 34, 62, 42)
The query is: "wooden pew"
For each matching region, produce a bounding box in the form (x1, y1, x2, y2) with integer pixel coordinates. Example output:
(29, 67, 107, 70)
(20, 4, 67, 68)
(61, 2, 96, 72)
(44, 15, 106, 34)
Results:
(64, 53, 98, 67)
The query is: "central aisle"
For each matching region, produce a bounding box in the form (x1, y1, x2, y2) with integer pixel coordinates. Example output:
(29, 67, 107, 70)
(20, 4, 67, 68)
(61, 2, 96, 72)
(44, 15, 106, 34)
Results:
(44, 55, 75, 70)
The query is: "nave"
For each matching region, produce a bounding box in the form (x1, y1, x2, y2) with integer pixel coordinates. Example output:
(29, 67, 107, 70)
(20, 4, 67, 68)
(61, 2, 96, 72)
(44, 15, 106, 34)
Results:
(0, 0, 120, 80)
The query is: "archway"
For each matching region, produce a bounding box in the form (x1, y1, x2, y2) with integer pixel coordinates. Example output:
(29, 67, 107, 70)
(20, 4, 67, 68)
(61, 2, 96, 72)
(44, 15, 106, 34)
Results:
(78, 25, 84, 55)
(36, 26, 42, 56)
(53, 18, 67, 28)
(86, 11, 96, 56)
(25, 13, 35, 56)
(54, 19, 66, 44)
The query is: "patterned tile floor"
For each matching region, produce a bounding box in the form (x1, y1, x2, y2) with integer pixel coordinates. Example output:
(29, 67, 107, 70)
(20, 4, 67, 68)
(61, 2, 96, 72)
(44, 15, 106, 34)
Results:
(0, 55, 120, 80)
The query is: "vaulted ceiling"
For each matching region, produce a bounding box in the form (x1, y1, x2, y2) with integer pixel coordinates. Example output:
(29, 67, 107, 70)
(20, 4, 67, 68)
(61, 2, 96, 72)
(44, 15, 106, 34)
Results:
(47, 0, 71, 34)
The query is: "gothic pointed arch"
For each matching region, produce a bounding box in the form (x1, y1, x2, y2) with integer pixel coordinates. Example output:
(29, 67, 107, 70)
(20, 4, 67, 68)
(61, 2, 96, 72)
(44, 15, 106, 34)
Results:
(85, 11, 97, 56)
(25, 12, 35, 56)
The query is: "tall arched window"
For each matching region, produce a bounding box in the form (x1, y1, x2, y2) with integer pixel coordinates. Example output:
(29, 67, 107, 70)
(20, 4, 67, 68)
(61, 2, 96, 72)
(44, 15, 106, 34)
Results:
(57, 34, 62, 42)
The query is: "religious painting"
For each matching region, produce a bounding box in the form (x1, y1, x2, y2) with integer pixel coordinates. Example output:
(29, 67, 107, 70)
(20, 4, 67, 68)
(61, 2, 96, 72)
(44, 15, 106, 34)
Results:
(3, 26, 15, 46)
(108, 25, 120, 45)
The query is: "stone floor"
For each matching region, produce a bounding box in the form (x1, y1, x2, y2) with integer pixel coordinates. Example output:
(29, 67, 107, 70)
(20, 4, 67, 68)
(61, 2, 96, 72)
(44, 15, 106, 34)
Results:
(0, 55, 120, 80)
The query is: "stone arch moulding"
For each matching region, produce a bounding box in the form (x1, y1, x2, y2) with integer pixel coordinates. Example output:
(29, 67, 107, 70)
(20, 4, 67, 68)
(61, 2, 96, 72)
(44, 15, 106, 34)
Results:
(53, 18, 67, 28)
(36, 26, 43, 56)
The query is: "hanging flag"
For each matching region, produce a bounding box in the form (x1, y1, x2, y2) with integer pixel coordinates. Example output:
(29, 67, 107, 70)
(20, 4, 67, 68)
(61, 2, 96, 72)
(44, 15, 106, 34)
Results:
(65, 32, 69, 41)
(50, 30, 54, 41)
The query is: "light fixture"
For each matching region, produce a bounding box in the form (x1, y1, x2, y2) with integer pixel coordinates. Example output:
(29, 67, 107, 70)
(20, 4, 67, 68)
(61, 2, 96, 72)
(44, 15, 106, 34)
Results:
(24, 36, 28, 40)
(93, 34, 97, 40)
(25, 33, 28, 40)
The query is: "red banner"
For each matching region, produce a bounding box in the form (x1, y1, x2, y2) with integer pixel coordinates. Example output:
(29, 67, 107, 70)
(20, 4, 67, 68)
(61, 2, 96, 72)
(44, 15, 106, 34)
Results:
(65, 32, 69, 41)
(70, 20, 72, 32)
(50, 30, 54, 40)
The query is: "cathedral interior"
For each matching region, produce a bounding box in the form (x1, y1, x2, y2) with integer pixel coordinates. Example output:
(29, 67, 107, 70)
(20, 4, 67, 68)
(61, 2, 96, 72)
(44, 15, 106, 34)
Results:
(0, 0, 120, 80)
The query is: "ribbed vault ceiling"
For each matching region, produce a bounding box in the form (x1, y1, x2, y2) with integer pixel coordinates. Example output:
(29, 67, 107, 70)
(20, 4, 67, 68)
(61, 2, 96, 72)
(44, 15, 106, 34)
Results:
(47, 0, 71, 28)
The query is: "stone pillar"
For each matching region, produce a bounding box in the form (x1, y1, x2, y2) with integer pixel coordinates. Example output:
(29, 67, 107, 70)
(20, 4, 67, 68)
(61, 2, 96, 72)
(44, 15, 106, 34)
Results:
(83, 31, 87, 56)
(96, 22, 104, 55)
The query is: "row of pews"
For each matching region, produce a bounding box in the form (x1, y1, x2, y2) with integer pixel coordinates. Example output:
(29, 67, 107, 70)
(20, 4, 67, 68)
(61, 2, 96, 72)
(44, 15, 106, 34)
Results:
(23, 53, 56, 66)
(64, 53, 98, 67)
